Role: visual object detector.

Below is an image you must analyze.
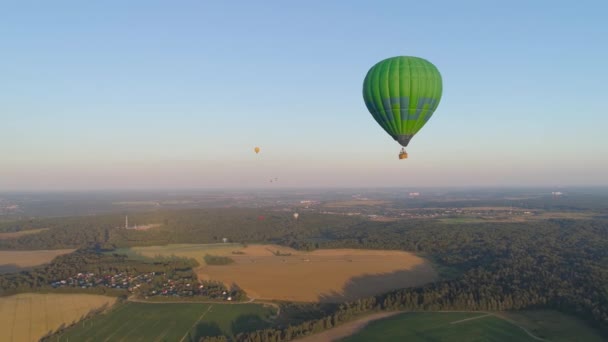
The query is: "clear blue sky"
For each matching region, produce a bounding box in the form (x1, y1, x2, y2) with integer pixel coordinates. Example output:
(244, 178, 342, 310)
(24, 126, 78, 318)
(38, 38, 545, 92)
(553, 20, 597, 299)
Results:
(2, 1, 607, 190)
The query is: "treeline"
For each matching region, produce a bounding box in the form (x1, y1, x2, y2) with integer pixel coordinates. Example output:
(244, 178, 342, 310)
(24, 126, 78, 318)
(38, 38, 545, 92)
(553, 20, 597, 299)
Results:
(204, 254, 235, 265)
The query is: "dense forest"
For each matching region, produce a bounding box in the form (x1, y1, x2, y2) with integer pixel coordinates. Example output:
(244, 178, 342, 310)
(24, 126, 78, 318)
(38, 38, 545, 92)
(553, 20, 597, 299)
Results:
(1, 208, 607, 340)
(0, 208, 362, 249)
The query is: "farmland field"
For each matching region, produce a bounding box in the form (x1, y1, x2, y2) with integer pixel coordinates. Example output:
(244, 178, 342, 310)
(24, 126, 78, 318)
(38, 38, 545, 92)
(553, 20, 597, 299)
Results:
(0, 228, 49, 239)
(201, 245, 437, 302)
(118, 243, 244, 262)
(0, 293, 116, 342)
(126, 244, 437, 302)
(339, 312, 538, 342)
(56, 301, 276, 341)
(501, 310, 604, 342)
(0, 249, 75, 273)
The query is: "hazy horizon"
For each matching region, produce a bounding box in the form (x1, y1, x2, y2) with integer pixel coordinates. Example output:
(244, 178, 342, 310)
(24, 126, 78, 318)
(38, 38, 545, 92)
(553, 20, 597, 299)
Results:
(3, 1, 607, 191)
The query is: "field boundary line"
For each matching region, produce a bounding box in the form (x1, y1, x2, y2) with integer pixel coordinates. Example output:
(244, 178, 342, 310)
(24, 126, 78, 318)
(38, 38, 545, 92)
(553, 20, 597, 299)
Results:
(450, 313, 491, 324)
(101, 317, 136, 342)
(491, 313, 550, 342)
(179, 304, 213, 342)
(153, 320, 175, 342)
(117, 319, 150, 342)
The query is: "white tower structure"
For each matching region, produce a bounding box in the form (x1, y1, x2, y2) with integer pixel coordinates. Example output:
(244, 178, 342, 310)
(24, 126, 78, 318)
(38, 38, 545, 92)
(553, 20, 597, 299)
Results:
(125, 216, 129, 229)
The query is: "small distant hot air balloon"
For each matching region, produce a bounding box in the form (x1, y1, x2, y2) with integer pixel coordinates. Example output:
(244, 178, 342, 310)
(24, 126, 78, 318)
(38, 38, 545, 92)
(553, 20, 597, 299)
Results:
(254, 147, 260, 154)
(363, 56, 443, 160)
(293, 213, 299, 220)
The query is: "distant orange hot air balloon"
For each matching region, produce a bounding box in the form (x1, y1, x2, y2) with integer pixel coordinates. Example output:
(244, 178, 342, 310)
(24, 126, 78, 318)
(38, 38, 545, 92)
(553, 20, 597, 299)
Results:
(254, 147, 260, 154)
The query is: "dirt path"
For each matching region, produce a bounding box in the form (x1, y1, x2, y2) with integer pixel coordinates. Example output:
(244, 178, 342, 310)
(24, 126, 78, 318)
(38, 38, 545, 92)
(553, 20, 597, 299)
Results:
(450, 313, 491, 324)
(295, 311, 403, 342)
(179, 305, 213, 342)
(492, 313, 550, 342)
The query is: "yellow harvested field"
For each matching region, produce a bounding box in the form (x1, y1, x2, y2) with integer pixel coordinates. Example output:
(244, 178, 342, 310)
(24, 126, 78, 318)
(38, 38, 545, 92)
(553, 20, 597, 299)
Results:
(0, 249, 75, 273)
(0, 228, 49, 240)
(0, 293, 116, 342)
(198, 245, 437, 302)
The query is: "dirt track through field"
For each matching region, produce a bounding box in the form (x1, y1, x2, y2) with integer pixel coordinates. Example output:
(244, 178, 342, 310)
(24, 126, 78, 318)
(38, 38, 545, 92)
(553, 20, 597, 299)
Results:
(450, 313, 491, 324)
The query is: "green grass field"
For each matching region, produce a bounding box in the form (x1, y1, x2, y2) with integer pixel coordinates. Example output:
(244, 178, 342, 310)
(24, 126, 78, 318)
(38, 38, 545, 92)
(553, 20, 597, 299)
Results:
(55, 301, 275, 342)
(341, 312, 537, 342)
(503, 310, 604, 342)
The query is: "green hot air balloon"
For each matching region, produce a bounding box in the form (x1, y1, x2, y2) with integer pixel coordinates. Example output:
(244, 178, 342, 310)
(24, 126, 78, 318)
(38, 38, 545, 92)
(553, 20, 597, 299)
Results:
(363, 56, 442, 159)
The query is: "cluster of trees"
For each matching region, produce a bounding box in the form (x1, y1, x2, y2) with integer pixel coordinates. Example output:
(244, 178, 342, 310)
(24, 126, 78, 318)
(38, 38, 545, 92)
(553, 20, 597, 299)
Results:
(204, 254, 235, 265)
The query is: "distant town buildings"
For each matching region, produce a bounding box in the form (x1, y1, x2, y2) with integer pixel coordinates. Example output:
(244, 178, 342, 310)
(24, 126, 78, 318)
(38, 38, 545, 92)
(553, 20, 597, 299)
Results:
(122, 216, 159, 230)
(0, 200, 21, 215)
(49, 271, 240, 301)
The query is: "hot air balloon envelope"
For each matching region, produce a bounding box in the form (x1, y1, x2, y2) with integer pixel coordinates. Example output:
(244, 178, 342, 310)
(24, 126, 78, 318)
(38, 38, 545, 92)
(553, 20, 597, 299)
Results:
(363, 56, 442, 147)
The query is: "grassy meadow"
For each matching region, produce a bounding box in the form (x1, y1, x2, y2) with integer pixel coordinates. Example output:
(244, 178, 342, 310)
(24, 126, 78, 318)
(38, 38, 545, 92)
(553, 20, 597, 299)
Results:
(56, 301, 276, 341)
(341, 312, 536, 342)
